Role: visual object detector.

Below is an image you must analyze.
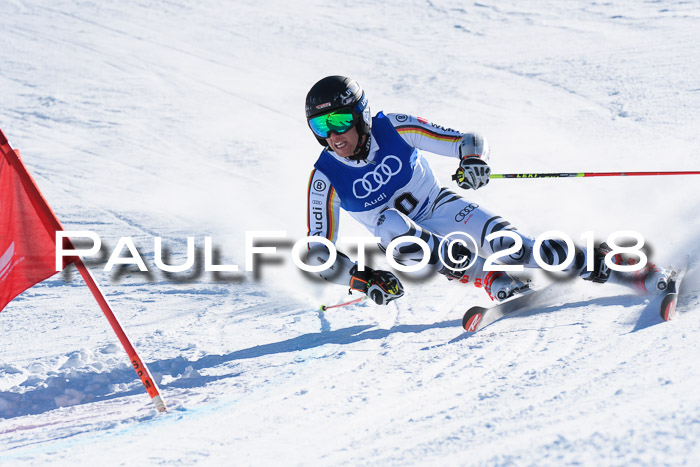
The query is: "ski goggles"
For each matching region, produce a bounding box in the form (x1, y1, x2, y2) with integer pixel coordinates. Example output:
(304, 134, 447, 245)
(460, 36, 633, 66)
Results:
(308, 109, 356, 138)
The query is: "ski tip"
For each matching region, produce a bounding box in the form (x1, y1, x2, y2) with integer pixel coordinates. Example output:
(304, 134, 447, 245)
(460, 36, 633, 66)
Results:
(462, 309, 484, 332)
(660, 293, 678, 321)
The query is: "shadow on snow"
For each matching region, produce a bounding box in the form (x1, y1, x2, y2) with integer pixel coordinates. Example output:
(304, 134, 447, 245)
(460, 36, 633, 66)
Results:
(0, 318, 460, 420)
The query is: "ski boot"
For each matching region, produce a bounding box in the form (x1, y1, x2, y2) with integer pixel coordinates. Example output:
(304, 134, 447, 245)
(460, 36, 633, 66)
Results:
(438, 241, 527, 302)
(483, 271, 529, 301)
(580, 242, 674, 294)
(628, 263, 675, 293)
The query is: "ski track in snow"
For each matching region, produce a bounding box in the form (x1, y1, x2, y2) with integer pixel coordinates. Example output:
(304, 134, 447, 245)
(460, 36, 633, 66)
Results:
(2, 0, 700, 464)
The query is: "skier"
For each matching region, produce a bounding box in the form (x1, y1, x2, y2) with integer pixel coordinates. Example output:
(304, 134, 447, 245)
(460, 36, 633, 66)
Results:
(304, 75, 671, 306)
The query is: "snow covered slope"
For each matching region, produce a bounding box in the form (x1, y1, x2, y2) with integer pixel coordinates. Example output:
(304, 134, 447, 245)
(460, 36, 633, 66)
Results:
(1, 0, 700, 464)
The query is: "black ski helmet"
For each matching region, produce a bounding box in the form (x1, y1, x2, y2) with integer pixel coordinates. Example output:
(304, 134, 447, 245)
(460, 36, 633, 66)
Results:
(305, 76, 371, 147)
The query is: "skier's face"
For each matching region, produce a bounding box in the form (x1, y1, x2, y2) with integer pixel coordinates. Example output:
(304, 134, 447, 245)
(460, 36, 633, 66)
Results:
(326, 126, 359, 158)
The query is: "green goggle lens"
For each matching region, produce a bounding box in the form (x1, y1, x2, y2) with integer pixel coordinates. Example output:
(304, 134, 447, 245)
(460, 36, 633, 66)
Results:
(309, 110, 356, 138)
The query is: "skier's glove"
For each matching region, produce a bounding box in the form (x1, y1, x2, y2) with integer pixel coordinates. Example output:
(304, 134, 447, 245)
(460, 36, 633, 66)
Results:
(349, 266, 404, 305)
(452, 156, 491, 190)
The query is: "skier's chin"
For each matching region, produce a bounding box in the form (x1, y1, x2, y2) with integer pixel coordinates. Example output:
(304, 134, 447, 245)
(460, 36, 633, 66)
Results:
(334, 143, 353, 157)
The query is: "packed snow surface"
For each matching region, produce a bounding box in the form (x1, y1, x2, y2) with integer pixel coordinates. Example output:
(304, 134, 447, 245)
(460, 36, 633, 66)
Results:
(2, 0, 700, 464)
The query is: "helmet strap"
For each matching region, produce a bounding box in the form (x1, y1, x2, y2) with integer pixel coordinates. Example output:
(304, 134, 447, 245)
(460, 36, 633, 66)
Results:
(349, 134, 371, 162)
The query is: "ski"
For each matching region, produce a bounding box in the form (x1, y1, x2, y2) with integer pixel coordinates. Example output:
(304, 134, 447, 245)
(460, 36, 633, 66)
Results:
(461, 284, 548, 333)
(460, 258, 690, 332)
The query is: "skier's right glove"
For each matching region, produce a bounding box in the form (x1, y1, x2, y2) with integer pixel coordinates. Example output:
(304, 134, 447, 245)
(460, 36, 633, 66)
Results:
(452, 156, 491, 190)
(349, 266, 404, 305)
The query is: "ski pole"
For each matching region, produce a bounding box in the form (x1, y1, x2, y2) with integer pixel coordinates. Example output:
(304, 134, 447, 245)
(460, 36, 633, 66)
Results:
(320, 295, 367, 311)
(488, 171, 700, 179)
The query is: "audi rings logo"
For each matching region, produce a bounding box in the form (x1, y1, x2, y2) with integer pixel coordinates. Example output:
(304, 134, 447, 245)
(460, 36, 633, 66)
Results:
(352, 155, 402, 199)
(454, 203, 479, 222)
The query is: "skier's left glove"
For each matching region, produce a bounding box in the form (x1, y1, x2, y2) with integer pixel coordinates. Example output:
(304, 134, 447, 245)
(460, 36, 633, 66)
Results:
(349, 266, 404, 305)
(452, 156, 491, 190)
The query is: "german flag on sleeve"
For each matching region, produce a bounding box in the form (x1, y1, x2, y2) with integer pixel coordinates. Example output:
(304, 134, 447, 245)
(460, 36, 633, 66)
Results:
(395, 125, 462, 143)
